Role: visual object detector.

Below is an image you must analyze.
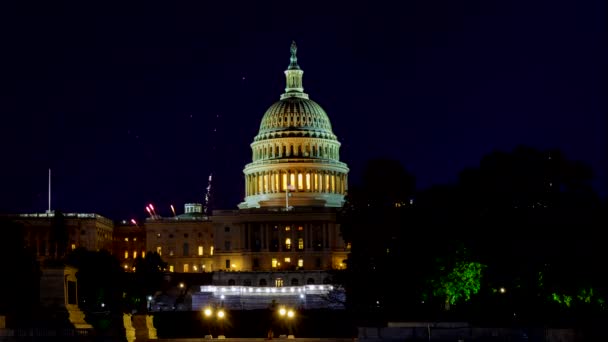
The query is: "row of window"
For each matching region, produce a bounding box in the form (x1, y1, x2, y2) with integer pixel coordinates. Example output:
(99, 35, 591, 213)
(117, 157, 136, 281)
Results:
(154, 245, 215, 257)
(154, 232, 211, 239)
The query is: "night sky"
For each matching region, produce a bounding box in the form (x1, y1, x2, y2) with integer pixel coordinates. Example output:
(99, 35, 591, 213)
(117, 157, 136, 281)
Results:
(1, 1, 605, 222)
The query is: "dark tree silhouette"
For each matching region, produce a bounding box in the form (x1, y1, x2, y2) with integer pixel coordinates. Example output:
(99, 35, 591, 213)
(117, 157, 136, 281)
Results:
(124, 252, 168, 313)
(338, 158, 416, 323)
(64, 248, 124, 312)
(0, 218, 40, 319)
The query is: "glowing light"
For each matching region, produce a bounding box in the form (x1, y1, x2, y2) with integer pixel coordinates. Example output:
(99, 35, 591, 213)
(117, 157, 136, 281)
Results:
(499, 287, 506, 294)
(204, 308, 213, 317)
(217, 309, 225, 319)
(287, 310, 295, 318)
(170, 205, 176, 216)
(130, 219, 137, 225)
(279, 307, 286, 316)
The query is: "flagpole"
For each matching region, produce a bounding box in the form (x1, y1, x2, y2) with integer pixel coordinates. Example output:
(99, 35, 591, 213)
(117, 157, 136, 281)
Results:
(48, 168, 51, 213)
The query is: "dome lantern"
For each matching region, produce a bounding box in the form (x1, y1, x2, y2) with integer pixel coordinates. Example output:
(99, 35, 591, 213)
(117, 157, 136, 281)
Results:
(281, 41, 308, 100)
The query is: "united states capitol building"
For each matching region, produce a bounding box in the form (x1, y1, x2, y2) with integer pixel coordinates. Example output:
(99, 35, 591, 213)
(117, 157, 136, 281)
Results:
(6, 42, 350, 311)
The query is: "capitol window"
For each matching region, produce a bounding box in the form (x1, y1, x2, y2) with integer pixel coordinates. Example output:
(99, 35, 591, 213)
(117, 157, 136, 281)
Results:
(272, 258, 278, 268)
(285, 238, 291, 250)
(198, 245, 203, 256)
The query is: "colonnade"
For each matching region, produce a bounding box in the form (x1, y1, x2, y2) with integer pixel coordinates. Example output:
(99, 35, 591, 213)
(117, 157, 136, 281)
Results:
(246, 169, 347, 196)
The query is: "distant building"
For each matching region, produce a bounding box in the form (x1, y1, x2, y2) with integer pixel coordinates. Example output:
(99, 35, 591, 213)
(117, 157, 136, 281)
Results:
(6, 212, 114, 262)
(144, 203, 215, 273)
(113, 220, 146, 271)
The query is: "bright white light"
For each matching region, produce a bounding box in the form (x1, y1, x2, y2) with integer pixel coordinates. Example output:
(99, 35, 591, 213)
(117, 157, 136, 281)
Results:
(271, 288, 276, 293)
(290, 288, 295, 292)
(499, 287, 506, 294)
(281, 288, 286, 293)
(204, 308, 213, 317)
(220, 295, 225, 300)
(299, 294, 304, 299)
(217, 310, 225, 319)
(287, 310, 295, 318)
(279, 308, 286, 316)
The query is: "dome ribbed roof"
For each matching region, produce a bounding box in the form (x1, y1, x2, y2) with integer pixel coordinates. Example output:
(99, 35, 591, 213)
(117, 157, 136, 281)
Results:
(255, 97, 336, 141)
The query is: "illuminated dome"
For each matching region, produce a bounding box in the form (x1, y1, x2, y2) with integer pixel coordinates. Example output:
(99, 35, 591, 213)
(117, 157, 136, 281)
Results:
(239, 42, 349, 209)
(255, 98, 336, 141)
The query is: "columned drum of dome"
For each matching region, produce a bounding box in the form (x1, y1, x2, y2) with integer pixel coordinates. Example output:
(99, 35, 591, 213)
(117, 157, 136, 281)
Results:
(239, 42, 349, 209)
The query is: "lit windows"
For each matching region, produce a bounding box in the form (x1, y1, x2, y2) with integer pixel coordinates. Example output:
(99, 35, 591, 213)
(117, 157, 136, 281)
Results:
(142, 251, 146, 258)
(169, 265, 174, 272)
(290, 174, 296, 189)
(71, 244, 76, 250)
(133, 251, 137, 259)
(285, 226, 291, 231)
(156, 246, 162, 255)
(183, 264, 189, 273)
(284, 257, 291, 263)
(298, 173, 303, 190)
(285, 238, 291, 250)
(210, 246, 214, 256)
(124, 237, 129, 242)
(272, 258, 278, 268)
(275, 278, 284, 287)
(305, 173, 311, 190)
(124, 251, 129, 259)
(298, 259, 304, 267)
(298, 238, 304, 250)
(198, 245, 203, 256)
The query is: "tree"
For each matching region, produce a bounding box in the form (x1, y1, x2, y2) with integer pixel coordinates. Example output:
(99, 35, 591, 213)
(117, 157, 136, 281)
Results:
(427, 245, 486, 312)
(0, 218, 40, 317)
(49, 210, 69, 261)
(64, 248, 124, 312)
(338, 158, 415, 322)
(124, 252, 167, 313)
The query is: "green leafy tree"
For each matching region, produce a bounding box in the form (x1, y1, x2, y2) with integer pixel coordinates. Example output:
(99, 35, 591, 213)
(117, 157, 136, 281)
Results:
(428, 246, 486, 311)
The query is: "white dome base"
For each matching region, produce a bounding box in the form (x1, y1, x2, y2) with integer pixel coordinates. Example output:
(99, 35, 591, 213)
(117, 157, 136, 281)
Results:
(238, 192, 345, 209)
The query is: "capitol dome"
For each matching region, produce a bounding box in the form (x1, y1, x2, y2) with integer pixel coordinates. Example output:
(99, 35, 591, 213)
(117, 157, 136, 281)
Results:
(239, 42, 349, 209)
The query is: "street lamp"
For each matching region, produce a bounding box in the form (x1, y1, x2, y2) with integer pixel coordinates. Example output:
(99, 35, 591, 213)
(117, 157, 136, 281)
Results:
(202, 306, 227, 339)
(277, 306, 296, 338)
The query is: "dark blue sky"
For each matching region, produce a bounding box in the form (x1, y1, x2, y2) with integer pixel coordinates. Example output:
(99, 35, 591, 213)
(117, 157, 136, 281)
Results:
(1, 1, 605, 221)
